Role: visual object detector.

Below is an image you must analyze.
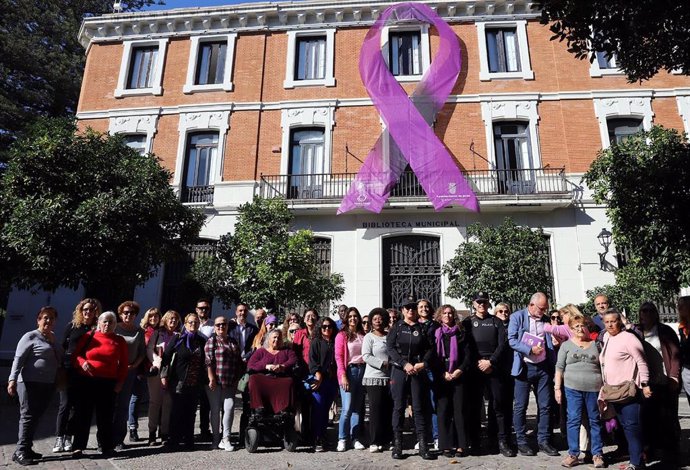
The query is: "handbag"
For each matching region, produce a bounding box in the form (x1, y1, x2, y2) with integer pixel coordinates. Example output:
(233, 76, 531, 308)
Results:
(237, 372, 250, 392)
(600, 380, 637, 403)
(600, 336, 638, 404)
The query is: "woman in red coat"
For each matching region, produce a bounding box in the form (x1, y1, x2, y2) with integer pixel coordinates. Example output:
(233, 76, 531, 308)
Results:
(70, 311, 128, 457)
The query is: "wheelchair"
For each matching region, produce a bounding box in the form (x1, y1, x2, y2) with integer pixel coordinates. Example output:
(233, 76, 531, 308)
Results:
(244, 374, 305, 453)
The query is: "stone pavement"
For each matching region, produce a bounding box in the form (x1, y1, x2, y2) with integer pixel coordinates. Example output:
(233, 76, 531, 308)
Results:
(1, 393, 689, 470)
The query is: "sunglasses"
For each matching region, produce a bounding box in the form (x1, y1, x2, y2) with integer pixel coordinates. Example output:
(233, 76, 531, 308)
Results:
(122, 310, 136, 315)
(361, 320, 369, 324)
(321, 324, 334, 330)
(215, 323, 227, 327)
(550, 315, 560, 320)
(495, 309, 509, 314)
(196, 306, 210, 311)
(288, 329, 299, 334)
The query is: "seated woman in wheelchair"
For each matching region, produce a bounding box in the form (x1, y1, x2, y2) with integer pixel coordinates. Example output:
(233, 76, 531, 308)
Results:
(246, 329, 298, 415)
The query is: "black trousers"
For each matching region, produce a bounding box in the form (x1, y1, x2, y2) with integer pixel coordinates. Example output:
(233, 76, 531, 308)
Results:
(466, 368, 512, 442)
(55, 369, 77, 436)
(198, 386, 210, 435)
(390, 367, 430, 436)
(16, 382, 55, 454)
(436, 378, 466, 451)
(641, 382, 680, 454)
(171, 389, 199, 445)
(71, 376, 117, 452)
(366, 384, 392, 447)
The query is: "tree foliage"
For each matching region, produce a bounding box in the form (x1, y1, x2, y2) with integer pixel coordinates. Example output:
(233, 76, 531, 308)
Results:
(444, 218, 553, 308)
(0, 117, 204, 293)
(583, 125, 690, 298)
(0, 0, 160, 160)
(537, 0, 690, 82)
(582, 259, 672, 323)
(191, 197, 345, 311)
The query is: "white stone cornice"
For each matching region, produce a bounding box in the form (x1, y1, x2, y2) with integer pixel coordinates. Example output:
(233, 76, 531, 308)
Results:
(78, 0, 541, 48)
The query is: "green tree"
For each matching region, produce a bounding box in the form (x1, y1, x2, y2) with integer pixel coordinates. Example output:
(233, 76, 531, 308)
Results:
(583, 125, 690, 298)
(536, 0, 690, 82)
(0, 0, 160, 160)
(444, 218, 553, 308)
(582, 259, 672, 322)
(191, 197, 345, 311)
(0, 117, 204, 296)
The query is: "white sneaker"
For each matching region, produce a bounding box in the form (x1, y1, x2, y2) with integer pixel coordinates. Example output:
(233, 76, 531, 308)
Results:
(414, 441, 420, 450)
(52, 436, 64, 453)
(353, 440, 365, 450)
(337, 439, 347, 452)
(63, 435, 73, 452)
(369, 444, 379, 453)
(433, 439, 439, 451)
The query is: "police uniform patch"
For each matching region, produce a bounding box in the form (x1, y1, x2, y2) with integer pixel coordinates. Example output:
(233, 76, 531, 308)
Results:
(473, 321, 479, 328)
(412, 330, 419, 336)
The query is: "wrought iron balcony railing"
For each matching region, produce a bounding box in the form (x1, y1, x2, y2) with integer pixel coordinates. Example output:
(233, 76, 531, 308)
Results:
(182, 185, 214, 204)
(259, 168, 568, 202)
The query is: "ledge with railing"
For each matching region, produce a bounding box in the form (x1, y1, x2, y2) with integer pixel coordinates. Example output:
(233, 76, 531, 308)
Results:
(259, 167, 570, 202)
(182, 185, 215, 204)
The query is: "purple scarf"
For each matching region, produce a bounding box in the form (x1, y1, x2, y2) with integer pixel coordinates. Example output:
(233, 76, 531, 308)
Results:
(435, 324, 459, 372)
(175, 330, 199, 351)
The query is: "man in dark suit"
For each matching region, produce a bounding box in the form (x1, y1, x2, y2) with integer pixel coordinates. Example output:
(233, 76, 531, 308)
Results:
(229, 303, 258, 361)
(507, 291, 559, 457)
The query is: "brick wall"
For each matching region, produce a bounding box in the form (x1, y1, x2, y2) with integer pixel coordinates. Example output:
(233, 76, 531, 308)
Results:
(76, 18, 690, 181)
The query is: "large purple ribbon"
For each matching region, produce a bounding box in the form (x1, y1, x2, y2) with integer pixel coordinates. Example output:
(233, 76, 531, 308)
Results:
(337, 2, 479, 214)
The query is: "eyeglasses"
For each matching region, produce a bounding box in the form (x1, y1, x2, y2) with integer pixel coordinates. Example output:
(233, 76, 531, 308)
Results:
(187, 321, 200, 325)
(361, 320, 369, 324)
(214, 323, 227, 327)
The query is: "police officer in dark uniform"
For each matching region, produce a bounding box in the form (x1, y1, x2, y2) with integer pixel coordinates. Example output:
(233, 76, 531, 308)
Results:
(387, 302, 436, 460)
(463, 292, 515, 457)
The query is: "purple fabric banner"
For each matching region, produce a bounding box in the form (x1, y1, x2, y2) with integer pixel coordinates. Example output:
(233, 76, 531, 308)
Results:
(337, 2, 479, 215)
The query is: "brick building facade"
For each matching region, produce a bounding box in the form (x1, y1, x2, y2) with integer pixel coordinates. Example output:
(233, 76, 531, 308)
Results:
(2, 0, 690, 353)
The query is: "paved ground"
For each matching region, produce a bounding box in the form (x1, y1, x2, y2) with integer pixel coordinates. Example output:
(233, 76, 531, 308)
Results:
(1, 393, 689, 470)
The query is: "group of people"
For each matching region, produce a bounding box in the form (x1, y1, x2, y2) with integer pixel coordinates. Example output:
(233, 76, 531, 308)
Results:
(7, 293, 690, 470)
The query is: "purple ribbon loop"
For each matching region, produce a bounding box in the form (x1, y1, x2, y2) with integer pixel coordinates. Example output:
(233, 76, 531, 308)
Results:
(337, 2, 479, 215)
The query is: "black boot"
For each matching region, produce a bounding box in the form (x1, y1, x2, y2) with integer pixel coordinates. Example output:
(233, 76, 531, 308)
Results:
(418, 435, 436, 460)
(391, 432, 404, 460)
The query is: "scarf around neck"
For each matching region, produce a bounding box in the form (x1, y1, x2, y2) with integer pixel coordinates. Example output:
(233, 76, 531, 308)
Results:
(435, 324, 459, 372)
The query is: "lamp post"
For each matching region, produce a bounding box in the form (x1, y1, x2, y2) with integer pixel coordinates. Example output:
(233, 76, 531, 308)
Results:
(597, 228, 613, 271)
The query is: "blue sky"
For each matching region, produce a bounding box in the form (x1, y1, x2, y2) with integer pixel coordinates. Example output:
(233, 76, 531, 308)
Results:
(144, 0, 267, 10)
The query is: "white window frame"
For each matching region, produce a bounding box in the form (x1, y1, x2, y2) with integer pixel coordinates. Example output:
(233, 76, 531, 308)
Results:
(480, 99, 541, 169)
(183, 34, 237, 94)
(589, 51, 625, 77)
(115, 39, 168, 98)
(477, 21, 533, 81)
(677, 94, 690, 136)
(284, 29, 336, 89)
(280, 105, 335, 175)
(592, 95, 653, 148)
(108, 113, 159, 154)
(172, 111, 231, 198)
(381, 24, 431, 83)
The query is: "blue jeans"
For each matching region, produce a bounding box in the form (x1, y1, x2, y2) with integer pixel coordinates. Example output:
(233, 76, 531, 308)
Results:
(426, 369, 439, 441)
(113, 369, 137, 445)
(128, 374, 148, 429)
(338, 364, 365, 440)
(513, 362, 552, 445)
(613, 398, 643, 466)
(312, 378, 337, 440)
(564, 387, 603, 456)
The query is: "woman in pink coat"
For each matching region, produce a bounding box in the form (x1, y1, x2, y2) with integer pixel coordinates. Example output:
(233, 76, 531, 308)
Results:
(334, 307, 366, 451)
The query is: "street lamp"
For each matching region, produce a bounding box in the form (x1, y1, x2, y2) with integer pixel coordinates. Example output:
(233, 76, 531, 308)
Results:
(597, 228, 613, 270)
